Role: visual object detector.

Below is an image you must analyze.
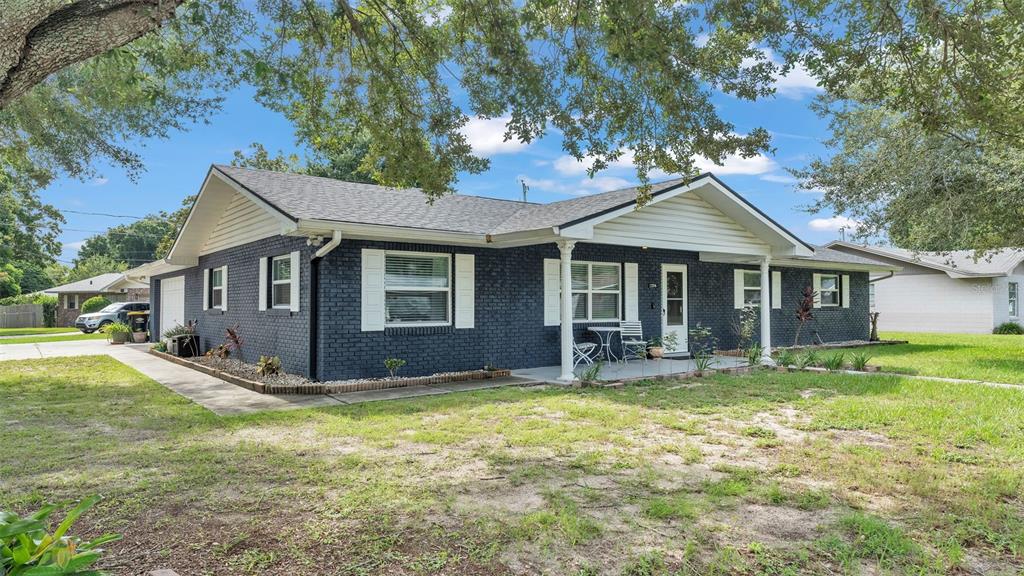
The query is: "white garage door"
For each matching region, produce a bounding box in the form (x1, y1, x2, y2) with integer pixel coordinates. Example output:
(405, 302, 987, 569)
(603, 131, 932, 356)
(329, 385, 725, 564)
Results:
(159, 276, 185, 338)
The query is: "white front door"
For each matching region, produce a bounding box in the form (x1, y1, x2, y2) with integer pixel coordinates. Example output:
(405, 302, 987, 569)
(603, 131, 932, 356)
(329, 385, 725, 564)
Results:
(661, 264, 688, 354)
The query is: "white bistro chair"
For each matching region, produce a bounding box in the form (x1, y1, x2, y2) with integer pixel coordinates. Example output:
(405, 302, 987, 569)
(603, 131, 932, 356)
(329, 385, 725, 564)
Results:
(573, 340, 599, 369)
(619, 320, 647, 362)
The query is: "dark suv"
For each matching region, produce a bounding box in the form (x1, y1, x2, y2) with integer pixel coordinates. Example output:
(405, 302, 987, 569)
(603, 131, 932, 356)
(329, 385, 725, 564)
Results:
(75, 302, 149, 333)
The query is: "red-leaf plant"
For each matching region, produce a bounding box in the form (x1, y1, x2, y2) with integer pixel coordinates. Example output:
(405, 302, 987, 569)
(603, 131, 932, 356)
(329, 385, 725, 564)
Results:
(793, 286, 817, 346)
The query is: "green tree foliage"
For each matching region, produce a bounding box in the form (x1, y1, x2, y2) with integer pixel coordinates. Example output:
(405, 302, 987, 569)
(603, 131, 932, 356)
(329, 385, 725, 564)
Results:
(794, 96, 1024, 251)
(75, 215, 178, 268)
(67, 255, 128, 283)
(0, 264, 23, 299)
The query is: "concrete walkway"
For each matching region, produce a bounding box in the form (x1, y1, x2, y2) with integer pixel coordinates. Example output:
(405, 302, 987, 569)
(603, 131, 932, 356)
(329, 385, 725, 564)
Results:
(0, 331, 79, 340)
(0, 339, 539, 415)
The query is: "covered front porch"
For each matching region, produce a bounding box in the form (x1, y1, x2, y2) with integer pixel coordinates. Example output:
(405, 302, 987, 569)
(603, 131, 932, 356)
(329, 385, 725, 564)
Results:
(514, 354, 748, 384)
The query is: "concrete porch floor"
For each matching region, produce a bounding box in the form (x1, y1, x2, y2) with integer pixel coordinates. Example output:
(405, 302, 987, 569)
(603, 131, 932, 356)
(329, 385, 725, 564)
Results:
(512, 354, 747, 383)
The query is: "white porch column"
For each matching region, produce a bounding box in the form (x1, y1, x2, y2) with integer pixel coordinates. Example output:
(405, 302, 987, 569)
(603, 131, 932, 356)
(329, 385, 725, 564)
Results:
(760, 256, 774, 364)
(558, 240, 576, 382)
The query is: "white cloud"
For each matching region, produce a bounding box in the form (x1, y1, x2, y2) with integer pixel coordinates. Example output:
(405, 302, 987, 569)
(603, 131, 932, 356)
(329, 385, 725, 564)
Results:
(808, 216, 860, 232)
(89, 177, 109, 186)
(63, 240, 86, 252)
(759, 173, 798, 184)
(693, 153, 777, 175)
(773, 61, 821, 99)
(552, 150, 637, 176)
(460, 116, 529, 156)
(519, 174, 634, 197)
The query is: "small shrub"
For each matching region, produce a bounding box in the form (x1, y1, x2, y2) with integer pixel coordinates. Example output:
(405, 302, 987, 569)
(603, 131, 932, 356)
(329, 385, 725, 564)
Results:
(692, 350, 717, 372)
(206, 344, 231, 359)
(80, 295, 112, 314)
(0, 495, 121, 575)
(746, 343, 763, 366)
(104, 321, 131, 336)
(384, 357, 406, 378)
(993, 322, 1024, 335)
(225, 324, 244, 354)
(256, 355, 282, 377)
(162, 320, 196, 339)
(850, 351, 872, 371)
(822, 352, 846, 371)
(774, 348, 796, 367)
(742, 425, 777, 439)
(151, 341, 167, 353)
(579, 361, 603, 384)
(803, 349, 821, 367)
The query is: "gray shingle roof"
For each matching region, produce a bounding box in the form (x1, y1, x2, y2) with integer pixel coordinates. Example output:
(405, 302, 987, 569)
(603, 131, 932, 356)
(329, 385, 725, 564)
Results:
(44, 273, 126, 294)
(215, 165, 696, 235)
(216, 165, 532, 235)
(827, 242, 1024, 276)
(213, 165, 894, 269)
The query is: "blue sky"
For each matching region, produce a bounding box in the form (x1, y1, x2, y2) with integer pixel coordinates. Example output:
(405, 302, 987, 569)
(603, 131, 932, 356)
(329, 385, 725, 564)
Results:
(43, 60, 853, 264)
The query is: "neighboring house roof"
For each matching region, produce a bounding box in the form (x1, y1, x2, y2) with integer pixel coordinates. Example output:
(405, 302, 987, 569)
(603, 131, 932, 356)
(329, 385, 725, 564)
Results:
(165, 164, 898, 272)
(44, 273, 147, 294)
(826, 241, 1024, 278)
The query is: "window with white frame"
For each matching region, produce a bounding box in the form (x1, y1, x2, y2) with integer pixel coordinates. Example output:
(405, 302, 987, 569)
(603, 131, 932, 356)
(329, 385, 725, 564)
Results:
(869, 283, 876, 310)
(271, 255, 291, 308)
(819, 274, 840, 307)
(209, 268, 224, 309)
(1010, 282, 1019, 318)
(740, 270, 762, 306)
(384, 252, 450, 325)
(570, 261, 621, 321)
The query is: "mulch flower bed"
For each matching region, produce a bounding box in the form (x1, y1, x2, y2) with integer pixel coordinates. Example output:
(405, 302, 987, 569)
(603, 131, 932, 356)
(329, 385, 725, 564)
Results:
(717, 339, 908, 357)
(149, 349, 511, 395)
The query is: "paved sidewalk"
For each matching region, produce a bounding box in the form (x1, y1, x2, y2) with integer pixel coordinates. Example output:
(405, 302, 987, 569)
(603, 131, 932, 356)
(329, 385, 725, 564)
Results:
(0, 331, 79, 340)
(0, 339, 538, 415)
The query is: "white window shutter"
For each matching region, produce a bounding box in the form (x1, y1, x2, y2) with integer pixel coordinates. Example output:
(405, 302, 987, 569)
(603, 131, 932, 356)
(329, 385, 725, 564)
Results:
(771, 270, 782, 309)
(202, 269, 209, 310)
(812, 273, 822, 308)
(361, 249, 385, 331)
(543, 258, 561, 326)
(258, 257, 268, 311)
(455, 253, 475, 328)
(733, 269, 745, 309)
(221, 265, 228, 311)
(842, 274, 851, 308)
(624, 263, 639, 321)
(290, 251, 301, 312)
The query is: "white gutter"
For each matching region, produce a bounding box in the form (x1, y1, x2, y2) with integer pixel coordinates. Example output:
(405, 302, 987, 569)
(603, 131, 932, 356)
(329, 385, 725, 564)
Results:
(314, 230, 343, 259)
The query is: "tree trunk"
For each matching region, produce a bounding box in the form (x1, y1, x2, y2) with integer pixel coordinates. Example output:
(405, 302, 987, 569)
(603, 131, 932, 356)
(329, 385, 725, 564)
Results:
(0, 0, 185, 108)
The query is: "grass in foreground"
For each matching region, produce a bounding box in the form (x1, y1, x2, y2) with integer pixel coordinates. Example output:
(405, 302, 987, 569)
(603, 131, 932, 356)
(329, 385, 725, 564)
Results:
(0, 326, 80, 337)
(873, 331, 1024, 383)
(0, 332, 107, 345)
(2, 357, 1023, 575)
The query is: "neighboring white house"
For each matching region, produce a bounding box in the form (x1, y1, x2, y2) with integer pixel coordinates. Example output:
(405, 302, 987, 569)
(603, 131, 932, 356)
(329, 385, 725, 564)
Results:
(827, 242, 1024, 333)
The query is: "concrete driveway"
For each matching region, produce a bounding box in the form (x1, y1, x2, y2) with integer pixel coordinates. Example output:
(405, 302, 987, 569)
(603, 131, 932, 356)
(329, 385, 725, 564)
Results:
(0, 337, 113, 360)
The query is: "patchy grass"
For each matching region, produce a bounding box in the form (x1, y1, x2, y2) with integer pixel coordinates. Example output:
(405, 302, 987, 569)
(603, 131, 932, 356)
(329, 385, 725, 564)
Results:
(874, 331, 1024, 383)
(0, 327, 80, 336)
(2, 357, 1023, 574)
(0, 332, 107, 344)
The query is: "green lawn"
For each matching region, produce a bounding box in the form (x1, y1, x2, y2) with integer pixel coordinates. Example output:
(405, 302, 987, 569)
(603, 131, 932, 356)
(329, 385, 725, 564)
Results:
(0, 332, 107, 345)
(0, 326, 79, 337)
(871, 331, 1024, 384)
(2, 357, 1023, 575)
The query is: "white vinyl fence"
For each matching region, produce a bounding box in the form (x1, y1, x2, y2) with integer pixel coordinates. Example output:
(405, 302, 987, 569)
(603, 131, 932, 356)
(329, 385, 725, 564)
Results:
(0, 304, 44, 328)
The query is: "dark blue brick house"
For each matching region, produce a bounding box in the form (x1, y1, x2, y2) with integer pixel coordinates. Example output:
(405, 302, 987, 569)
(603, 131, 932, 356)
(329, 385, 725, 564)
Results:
(144, 165, 895, 382)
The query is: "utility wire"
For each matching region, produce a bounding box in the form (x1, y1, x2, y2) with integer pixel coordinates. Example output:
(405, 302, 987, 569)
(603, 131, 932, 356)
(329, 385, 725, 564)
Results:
(59, 209, 145, 219)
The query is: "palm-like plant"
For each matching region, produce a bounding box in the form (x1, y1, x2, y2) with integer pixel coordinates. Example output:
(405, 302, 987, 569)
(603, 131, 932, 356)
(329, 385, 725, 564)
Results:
(793, 286, 817, 346)
(1, 495, 120, 575)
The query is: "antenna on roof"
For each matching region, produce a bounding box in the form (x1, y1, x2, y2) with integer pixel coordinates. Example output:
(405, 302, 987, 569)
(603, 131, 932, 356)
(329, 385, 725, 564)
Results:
(519, 179, 529, 203)
(840, 228, 847, 242)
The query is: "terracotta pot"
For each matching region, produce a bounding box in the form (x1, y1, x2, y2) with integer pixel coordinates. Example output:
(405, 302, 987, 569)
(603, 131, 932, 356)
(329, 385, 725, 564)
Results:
(648, 346, 664, 359)
(132, 332, 148, 343)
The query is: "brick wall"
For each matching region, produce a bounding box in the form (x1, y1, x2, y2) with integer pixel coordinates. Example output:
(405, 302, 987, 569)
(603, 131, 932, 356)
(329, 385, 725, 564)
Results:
(151, 236, 313, 376)
(317, 241, 870, 381)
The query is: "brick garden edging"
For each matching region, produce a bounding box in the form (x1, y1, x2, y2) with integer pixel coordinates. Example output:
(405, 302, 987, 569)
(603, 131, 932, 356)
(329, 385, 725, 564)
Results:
(148, 349, 511, 395)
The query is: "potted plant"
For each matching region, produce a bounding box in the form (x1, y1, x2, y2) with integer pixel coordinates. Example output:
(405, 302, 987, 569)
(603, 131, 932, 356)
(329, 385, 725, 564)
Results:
(646, 332, 679, 359)
(106, 321, 131, 345)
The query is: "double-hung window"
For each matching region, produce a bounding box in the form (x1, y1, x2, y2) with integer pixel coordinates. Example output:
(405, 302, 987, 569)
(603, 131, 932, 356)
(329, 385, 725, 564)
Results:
(1010, 282, 1019, 318)
(271, 255, 291, 308)
(819, 274, 840, 307)
(209, 268, 225, 309)
(570, 262, 621, 321)
(384, 252, 450, 326)
(740, 270, 762, 306)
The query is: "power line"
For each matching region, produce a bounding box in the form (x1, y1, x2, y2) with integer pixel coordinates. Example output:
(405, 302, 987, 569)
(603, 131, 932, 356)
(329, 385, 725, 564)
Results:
(59, 209, 145, 219)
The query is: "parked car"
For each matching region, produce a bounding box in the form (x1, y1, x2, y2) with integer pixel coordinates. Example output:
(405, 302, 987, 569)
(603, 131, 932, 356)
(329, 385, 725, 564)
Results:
(75, 302, 149, 333)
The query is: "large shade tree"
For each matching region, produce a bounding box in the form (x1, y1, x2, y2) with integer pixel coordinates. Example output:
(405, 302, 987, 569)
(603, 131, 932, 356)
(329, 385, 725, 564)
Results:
(1, 0, 1022, 243)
